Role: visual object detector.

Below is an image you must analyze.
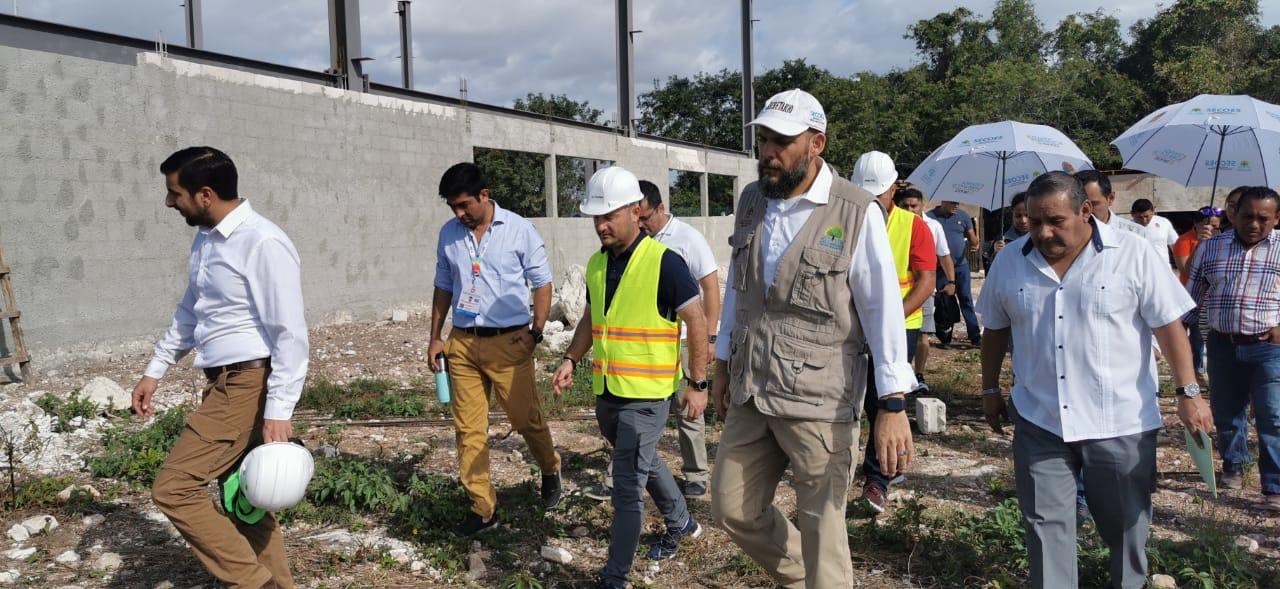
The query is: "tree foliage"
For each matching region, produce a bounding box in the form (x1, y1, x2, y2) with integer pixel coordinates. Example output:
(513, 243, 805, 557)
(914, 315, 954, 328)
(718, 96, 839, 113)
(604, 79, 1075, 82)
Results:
(634, 0, 1277, 174)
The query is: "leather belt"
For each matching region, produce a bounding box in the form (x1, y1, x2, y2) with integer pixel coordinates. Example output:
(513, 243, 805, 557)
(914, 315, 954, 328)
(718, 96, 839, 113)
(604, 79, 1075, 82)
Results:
(203, 358, 270, 381)
(455, 324, 527, 337)
(1211, 331, 1269, 346)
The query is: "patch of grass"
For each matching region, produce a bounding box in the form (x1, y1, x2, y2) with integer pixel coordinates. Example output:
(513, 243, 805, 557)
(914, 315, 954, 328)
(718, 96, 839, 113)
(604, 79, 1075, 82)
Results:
(7, 474, 78, 509)
(540, 353, 596, 416)
(35, 392, 100, 433)
(333, 392, 429, 420)
(87, 405, 189, 487)
(299, 378, 399, 413)
(499, 571, 545, 589)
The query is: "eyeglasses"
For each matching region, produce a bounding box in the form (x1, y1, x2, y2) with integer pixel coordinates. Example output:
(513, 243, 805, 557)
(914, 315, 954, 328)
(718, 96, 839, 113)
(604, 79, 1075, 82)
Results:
(1197, 206, 1224, 217)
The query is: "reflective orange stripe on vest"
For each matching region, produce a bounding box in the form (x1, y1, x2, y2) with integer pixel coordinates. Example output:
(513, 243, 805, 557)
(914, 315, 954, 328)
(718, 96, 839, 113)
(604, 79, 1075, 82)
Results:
(591, 326, 680, 343)
(591, 358, 680, 379)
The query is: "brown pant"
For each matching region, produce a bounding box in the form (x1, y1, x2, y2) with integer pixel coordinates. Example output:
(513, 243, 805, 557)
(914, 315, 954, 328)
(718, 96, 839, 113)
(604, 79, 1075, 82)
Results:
(151, 366, 293, 589)
(447, 330, 560, 519)
(710, 400, 859, 589)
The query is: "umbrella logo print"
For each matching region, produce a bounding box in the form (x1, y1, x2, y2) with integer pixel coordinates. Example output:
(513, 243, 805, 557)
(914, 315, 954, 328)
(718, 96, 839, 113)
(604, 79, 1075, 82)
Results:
(952, 181, 984, 194)
(1026, 135, 1063, 148)
(961, 136, 1003, 146)
(1153, 149, 1186, 163)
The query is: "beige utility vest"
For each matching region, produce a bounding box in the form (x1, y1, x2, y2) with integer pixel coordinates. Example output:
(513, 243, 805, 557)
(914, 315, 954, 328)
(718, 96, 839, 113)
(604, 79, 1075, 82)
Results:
(726, 171, 875, 423)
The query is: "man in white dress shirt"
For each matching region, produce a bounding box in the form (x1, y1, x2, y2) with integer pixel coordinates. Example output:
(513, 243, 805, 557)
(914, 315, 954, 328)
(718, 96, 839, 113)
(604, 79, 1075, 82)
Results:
(1130, 198, 1178, 260)
(709, 89, 914, 588)
(977, 171, 1213, 589)
(132, 147, 308, 589)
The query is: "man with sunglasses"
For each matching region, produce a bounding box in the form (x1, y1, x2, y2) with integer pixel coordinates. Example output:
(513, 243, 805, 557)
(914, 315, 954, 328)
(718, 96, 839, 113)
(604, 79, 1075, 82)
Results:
(1184, 187, 1280, 511)
(1173, 207, 1224, 387)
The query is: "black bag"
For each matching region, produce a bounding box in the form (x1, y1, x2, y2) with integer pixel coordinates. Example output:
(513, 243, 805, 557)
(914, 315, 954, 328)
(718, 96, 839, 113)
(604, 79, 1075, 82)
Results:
(935, 292, 961, 329)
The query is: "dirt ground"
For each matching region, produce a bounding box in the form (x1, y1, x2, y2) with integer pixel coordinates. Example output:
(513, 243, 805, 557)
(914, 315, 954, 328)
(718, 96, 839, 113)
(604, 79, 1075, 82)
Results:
(3, 311, 1279, 588)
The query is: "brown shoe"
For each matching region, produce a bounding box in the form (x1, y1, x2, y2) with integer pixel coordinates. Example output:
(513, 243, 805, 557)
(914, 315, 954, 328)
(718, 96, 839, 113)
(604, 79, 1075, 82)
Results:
(1221, 472, 1244, 490)
(861, 482, 887, 515)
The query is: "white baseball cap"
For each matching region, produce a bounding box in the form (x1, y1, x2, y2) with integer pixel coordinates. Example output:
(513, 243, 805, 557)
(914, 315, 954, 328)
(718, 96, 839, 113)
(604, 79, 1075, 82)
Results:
(580, 166, 642, 216)
(746, 89, 827, 136)
(850, 151, 898, 196)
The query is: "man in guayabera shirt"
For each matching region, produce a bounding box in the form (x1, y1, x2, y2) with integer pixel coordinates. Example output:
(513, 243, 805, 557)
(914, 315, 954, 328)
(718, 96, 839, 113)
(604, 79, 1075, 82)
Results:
(134, 147, 309, 589)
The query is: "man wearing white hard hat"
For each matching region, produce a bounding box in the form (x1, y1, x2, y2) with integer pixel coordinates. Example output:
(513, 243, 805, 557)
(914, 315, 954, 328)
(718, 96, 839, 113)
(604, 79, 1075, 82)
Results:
(709, 89, 915, 588)
(552, 166, 710, 589)
(850, 151, 936, 515)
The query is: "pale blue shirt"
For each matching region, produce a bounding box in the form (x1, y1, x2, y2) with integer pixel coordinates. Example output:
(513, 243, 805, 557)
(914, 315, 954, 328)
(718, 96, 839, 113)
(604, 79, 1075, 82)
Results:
(434, 202, 552, 328)
(977, 218, 1194, 442)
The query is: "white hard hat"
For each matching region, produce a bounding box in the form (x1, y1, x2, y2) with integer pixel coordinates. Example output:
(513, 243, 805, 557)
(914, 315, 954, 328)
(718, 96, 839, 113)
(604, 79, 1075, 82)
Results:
(850, 151, 898, 196)
(580, 166, 642, 216)
(238, 442, 314, 512)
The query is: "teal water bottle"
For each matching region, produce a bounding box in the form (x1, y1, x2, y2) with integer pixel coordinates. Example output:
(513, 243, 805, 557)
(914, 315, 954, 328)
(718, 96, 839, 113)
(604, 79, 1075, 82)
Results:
(434, 353, 451, 404)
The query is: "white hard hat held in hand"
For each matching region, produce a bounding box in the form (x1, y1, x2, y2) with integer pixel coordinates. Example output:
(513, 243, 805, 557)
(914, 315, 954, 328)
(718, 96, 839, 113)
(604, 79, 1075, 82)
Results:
(238, 441, 315, 512)
(580, 166, 643, 216)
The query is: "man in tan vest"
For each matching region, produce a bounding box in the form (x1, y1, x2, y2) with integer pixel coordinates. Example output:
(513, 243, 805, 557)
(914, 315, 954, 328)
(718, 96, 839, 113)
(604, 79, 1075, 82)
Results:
(709, 89, 916, 588)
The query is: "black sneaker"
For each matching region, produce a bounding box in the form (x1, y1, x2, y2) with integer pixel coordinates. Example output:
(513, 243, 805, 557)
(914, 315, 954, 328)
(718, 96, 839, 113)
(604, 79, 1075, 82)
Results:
(453, 512, 499, 538)
(682, 481, 707, 498)
(541, 473, 563, 510)
(594, 574, 631, 589)
(646, 516, 703, 560)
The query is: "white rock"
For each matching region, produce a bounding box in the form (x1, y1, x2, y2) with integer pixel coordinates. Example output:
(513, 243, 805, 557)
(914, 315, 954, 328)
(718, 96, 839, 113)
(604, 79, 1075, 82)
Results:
(646, 562, 661, 575)
(467, 553, 485, 579)
(540, 545, 573, 565)
(20, 515, 58, 535)
(387, 548, 412, 564)
(544, 331, 574, 352)
(543, 321, 565, 335)
(3, 548, 34, 561)
(93, 552, 122, 571)
(1235, 535, 1260, 553)
(81, 514, 106, 528)
(0, 570, 18, 584)
(549, 265, 587, 327)
(915, 398, 947, 435)
(81, 376, 129, 412)
(154, 582, 175, 589)
(57, 484, 101, 502)
(54, 550, 80, 564)
(391, 310, 410, 323)
(1150, 573, 1177, 588)
(410, 561, 426, 573)
(5, 526, 28, 543)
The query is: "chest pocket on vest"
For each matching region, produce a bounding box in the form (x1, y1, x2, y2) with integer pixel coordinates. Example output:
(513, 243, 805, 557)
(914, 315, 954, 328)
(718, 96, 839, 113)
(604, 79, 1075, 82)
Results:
(728, 231, 753, 292)
(789, 246, 850, 317)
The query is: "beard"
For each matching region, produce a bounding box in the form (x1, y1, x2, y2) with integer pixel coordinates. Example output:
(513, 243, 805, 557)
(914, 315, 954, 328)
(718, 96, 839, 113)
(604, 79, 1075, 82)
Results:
(758, 152, 811, 200)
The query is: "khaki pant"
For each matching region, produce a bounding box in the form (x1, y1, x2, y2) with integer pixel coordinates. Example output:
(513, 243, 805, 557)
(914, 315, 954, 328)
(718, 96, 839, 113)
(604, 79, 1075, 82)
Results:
(710, 400, 858, 589)
(447, 330, 560, 519)
(152, 366, 293, 589)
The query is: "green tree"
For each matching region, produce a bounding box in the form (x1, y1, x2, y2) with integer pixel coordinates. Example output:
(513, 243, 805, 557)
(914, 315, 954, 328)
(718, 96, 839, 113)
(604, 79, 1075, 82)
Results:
(1122, 0, 1266, 102)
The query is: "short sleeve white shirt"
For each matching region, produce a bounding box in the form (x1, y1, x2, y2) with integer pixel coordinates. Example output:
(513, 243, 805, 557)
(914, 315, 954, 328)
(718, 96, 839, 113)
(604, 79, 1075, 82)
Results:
(922, 214, 951, 259)
(652, 216, 718, 281)
(976, 219, 1194, 442)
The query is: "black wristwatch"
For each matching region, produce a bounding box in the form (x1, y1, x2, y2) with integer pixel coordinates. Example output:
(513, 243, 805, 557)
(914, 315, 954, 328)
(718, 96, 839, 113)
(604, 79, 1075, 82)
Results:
(877, 396, 907, 412)
(530, 328, 544, 344)
(685, 377, 710, 391)
(708, 335, 718, 344)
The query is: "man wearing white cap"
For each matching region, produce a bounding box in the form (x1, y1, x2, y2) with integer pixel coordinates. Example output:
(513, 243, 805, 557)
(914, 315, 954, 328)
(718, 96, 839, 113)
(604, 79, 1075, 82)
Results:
(709, 89, 915, 588)
(850, 151, 936, 514)
(552, 166, 710, 589)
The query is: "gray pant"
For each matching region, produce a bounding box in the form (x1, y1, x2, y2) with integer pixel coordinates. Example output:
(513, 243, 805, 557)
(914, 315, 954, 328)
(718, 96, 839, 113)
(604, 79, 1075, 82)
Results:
(602, 384, 710, 487)
(1013, 412, 1156, 589)
(596, 395, 690, 584)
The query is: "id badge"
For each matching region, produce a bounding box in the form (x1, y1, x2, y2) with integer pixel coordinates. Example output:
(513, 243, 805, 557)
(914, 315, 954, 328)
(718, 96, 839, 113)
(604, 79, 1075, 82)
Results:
(456, 285, 482, 318)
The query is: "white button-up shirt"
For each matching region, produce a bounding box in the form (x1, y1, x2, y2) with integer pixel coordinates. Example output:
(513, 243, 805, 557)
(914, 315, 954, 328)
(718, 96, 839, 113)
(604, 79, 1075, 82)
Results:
(715, 164, 914, 396)
(977, 219, 1193, 441)
(922, 214, 952, 259)
(145, 201, 310, 420)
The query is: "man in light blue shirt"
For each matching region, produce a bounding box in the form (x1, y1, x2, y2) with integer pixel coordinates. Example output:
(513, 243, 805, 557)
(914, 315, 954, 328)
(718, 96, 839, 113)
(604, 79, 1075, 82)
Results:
(428, 162, 561, 538)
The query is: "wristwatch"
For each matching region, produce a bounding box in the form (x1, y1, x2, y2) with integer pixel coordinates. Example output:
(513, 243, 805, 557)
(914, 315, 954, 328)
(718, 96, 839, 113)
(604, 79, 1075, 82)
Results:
(877, 396, 907, 412)
(685, 377, 710, 391)
(981, 387, 1002, 397)
(529, 328, 544, 344)
(708, 335, 718, 344)
(1175, 383, 1202, 399)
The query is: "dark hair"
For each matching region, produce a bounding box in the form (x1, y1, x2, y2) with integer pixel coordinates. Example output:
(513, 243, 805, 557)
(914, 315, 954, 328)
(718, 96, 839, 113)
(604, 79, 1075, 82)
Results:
(439, 162, 487, 200)
(1236, 186, 1280, 210)
(1073, 169, 1111, 196)
(1027, 171, 1086, 209)
(638, 180, 663, 209)
(1225, 185, 1248, 206)
(1130, 198, 1154, 213)
(893, 186, 924, 206)
(1009, 192, 1027, 209)
(160, 146, 238, 200)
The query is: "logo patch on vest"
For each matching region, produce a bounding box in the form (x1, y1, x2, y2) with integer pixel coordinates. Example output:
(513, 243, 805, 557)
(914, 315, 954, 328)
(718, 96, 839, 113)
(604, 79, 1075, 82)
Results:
(817, 226, 845, 252)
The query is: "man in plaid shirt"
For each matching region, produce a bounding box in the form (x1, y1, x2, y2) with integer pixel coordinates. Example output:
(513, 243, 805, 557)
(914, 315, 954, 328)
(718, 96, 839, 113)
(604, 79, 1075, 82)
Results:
(1184, 186, 1280, 511)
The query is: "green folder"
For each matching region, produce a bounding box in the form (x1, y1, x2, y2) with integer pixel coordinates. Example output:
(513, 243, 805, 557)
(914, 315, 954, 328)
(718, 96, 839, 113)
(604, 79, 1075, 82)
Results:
(1183, 430, 1217, 499)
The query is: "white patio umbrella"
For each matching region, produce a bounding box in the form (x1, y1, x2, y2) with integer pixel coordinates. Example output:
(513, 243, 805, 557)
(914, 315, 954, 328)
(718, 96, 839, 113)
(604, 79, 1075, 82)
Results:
(1111, 94, 1280, 207)
(905, 121, 1094, 212)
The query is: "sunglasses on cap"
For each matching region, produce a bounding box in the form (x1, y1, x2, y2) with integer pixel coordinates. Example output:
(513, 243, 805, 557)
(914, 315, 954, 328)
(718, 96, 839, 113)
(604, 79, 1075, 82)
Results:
(1197, 206, 1223, 217)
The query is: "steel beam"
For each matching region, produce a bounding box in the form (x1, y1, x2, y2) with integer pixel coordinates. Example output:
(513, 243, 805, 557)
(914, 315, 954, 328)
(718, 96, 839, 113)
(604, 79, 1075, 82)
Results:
(396, 1, 413, 89)
(615, 0, 635, 136)
(327, 0, 363, 90)
(183, 0, 203, 49)
(741, 0, 755, 154)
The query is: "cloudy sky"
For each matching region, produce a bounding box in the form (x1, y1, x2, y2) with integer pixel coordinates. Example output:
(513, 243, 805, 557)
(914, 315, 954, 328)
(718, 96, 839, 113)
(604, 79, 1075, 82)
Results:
(10, 0, 1280, 121)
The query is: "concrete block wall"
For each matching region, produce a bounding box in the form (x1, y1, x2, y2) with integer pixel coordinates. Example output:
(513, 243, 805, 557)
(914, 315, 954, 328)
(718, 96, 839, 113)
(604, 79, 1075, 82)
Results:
(0, 46, 756, 360)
